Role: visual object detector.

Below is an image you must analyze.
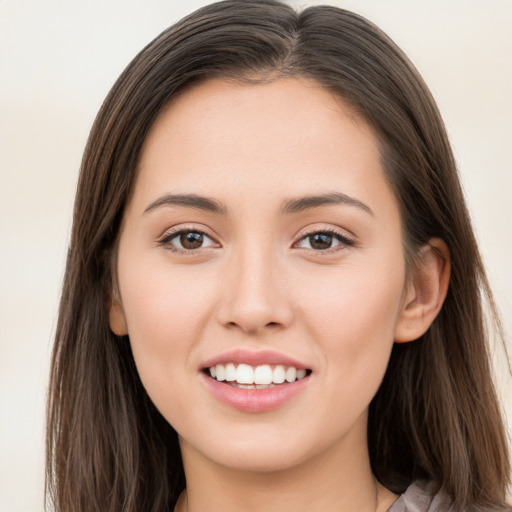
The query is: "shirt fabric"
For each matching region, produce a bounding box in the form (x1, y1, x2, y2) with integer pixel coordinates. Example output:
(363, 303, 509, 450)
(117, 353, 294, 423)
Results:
(388, 480, 453, 512)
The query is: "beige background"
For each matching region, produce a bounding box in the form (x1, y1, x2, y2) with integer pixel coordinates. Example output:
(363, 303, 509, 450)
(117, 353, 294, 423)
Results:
(1, 1, 511, 510)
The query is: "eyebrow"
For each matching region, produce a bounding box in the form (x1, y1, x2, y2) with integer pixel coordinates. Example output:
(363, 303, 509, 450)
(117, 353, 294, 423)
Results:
(143, 191, 373, 217)
(280, 192, 374, 216)
(144, 193, 227, 215)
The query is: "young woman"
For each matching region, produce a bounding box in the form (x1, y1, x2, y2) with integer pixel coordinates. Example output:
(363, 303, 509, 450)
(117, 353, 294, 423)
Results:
(46, 1, 511, 511)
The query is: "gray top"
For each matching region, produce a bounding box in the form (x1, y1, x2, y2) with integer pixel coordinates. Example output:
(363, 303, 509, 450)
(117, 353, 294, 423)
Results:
(388, 480, 452, 512)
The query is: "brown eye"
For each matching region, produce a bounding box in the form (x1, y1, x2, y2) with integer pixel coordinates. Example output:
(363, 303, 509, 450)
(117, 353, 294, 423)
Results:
(295, 230, 354, 252)
(308, 233, 333, 250)
(161, 229, 217, 252)
(180, 231, 204, 249)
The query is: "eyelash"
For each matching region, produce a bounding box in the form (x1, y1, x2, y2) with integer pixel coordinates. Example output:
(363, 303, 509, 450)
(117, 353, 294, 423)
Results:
(157, 227, 219, 255)
(157, 227, 355, 254)
(293, 228, 355, 254)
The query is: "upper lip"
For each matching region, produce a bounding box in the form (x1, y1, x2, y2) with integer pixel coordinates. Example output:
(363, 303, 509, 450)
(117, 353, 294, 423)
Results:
(201, 349, 310, 370)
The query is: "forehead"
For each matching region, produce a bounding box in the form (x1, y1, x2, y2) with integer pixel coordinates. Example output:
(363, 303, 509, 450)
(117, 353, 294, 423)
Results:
(132, 77, 393, 215)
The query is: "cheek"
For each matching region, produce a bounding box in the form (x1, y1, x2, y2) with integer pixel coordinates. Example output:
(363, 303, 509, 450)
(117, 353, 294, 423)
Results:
(295, 254, 405, 385)
(300, 258, 404, 332)
(116, 251, 218, 396)
(120, 239, 217, 329)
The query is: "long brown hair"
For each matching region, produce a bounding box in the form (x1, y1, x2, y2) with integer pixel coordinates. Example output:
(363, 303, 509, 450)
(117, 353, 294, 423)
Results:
(46, 1, 511, 510)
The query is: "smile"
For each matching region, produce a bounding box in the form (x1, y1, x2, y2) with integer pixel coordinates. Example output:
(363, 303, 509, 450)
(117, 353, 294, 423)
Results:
(208, 363, 309, 388)
(201, 353, 312, 412)
(200, 349, 313, 412)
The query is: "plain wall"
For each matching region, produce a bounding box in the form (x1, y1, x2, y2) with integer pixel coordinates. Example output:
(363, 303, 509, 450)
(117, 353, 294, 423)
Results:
(1, 1, 510, 510)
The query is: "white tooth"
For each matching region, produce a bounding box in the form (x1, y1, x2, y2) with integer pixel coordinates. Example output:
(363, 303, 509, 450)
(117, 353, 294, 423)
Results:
(234, 383, 276, 389)
(236, 364, 254, 384)
(225, 363, 236, 382)
(254, 365, 273, 385)
(285, 367, 297, 383)
(272, 365, 286, 384)
(296, 369, 307, 380)
(209, 366, 216, 378)
(215, 364, 226, 382)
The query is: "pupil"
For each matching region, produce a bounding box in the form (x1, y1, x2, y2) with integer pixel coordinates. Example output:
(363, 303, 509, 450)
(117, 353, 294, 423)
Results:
(180, 232, 203, 249)
(310, 233, 332, 250)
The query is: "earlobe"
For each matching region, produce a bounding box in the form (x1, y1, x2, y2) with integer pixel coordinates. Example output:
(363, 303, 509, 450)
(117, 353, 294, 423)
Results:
(394, 238, 451, 343)
(109, 295, 128, 336)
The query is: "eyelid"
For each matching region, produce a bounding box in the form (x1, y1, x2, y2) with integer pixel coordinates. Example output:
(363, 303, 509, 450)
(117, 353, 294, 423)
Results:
(293, 225, 356, 252)
(157, 224, 221, 252)
(156, 223, 355, 254)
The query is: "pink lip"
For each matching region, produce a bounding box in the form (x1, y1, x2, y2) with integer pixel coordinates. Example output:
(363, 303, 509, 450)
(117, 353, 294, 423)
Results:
(200, 372, 310, 413)
(201, 349, 310, 370)
(200, 349, 312, 413)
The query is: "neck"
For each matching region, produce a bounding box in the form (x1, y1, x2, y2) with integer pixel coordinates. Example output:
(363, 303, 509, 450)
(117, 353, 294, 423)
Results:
(176, 419, 398, 512)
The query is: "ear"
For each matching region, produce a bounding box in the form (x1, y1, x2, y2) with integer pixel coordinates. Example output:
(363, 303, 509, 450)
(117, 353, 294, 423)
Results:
(394, 238, 450, 343)
(109, 291, 128, 336)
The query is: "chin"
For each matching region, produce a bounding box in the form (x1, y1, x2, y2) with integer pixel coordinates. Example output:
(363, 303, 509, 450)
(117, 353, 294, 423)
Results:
(177, 420, 338, 476)
(208, 444, 312, 474)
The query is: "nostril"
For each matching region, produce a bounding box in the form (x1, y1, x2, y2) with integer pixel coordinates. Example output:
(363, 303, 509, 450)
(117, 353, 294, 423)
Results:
(223, 320, 283, 333)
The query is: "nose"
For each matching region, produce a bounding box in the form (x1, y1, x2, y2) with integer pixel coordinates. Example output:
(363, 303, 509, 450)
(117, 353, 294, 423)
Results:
(216, 244, 294, 335)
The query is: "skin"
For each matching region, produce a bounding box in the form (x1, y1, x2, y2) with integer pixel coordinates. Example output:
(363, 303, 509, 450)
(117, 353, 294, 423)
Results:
(110, 77, 450, 512)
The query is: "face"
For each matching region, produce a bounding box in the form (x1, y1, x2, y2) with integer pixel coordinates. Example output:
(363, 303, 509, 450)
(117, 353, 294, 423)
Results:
(111, 77, 411, 473)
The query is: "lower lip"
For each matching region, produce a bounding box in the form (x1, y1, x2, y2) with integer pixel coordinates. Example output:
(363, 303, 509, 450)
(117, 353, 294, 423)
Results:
(200, 373, 310, 413)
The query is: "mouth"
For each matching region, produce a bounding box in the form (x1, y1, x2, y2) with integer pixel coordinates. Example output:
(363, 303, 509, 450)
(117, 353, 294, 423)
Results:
(200, 349, 313, 412)
(204, 363, 312, 389)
